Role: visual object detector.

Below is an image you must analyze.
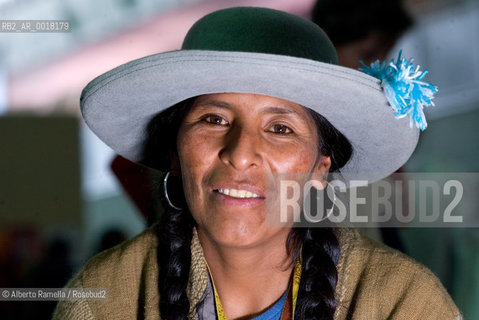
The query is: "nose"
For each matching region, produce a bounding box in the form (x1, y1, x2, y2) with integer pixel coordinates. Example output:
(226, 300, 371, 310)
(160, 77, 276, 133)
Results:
(219, 124, 262, 171)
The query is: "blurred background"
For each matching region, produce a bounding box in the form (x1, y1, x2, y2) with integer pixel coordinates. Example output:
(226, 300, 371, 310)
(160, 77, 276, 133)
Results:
(0, 0, 478, 319)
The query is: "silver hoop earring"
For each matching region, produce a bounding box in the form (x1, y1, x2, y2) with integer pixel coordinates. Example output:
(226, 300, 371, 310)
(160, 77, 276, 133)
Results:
(321, 182, 336, 222)
(163, 171, 183, 211)
(308, 181, 336, 223)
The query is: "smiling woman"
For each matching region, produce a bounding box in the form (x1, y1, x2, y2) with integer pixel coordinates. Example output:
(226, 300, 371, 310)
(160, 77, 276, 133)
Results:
(140, 92, 351, 320)
(54, 6, 461, 320)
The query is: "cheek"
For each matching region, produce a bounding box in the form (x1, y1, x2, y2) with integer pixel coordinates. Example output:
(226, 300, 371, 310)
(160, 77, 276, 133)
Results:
(177, 126, 222, 177)
(268, 143, 319, 173)
(177, 131, 208, 201)
(266, 144, 319, 214)
(178, 130, 210, 167)
(177, 128, 225, 218)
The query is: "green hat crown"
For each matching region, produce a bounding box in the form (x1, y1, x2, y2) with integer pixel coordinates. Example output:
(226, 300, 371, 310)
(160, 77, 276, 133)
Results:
(182, 7, 338, 64)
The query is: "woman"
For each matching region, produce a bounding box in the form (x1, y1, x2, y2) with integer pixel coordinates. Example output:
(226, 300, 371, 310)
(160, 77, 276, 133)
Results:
(54, 7, 461, 320)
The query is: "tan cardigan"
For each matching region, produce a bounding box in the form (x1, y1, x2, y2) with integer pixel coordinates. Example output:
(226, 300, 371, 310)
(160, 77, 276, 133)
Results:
(53, 225, 462, 319)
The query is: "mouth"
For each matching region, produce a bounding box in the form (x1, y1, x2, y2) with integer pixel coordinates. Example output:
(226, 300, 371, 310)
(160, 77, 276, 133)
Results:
(216, 188, 262, 199)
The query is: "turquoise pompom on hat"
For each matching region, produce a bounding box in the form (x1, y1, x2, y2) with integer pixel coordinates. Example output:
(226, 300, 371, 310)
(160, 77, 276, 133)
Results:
(80, 7, 428, 184)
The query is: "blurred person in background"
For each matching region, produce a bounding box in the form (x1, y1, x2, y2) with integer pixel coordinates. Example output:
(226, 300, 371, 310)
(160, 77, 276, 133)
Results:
(312, 0, 412, 69)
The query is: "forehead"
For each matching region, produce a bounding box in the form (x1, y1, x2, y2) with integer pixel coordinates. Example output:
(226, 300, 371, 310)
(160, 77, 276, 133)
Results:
(192, 93, 313, 119)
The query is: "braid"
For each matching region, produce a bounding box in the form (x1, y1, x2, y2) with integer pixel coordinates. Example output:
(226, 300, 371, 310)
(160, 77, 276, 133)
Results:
(292, 227, 340, 320)
(157, 209, 195, 320)
(143, 98, 197, 320)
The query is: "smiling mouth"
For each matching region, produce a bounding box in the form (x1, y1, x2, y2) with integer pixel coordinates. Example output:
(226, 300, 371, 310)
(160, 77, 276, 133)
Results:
(217, 188, 262, 199)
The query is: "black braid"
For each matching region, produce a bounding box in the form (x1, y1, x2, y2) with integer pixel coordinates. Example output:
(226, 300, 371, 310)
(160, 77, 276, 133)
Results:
(290, 227, 340, 320)
(143, 98, 352, 320)
(142, 98, 197, 320)
(157, 209, 195, 320)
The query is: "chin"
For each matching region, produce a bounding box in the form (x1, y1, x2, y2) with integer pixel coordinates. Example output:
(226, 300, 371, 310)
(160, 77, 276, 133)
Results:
(209, 221, 286, 249)
(215, 224, 260, 247)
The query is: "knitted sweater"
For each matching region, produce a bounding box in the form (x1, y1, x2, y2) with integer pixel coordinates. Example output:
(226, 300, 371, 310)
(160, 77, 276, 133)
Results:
(53, 225, 462, 319)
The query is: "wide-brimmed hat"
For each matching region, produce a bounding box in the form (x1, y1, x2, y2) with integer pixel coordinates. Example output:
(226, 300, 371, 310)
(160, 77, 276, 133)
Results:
(80, 7, 423, 184)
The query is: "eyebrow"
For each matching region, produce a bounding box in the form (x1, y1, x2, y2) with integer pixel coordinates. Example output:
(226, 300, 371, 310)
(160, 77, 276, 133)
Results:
(260, 106, 296, 115)
(195, 100, 233, 110)
(195, 100, 307, 120)
(260, 106, 311, 125)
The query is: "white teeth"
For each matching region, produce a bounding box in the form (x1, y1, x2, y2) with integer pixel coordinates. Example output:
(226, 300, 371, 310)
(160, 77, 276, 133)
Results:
(217, 188, 261, 198)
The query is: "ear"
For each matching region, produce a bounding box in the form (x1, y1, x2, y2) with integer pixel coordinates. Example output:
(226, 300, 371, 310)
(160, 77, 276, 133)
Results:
(310, 155, 331, 190)
(170, 152, 181, 176)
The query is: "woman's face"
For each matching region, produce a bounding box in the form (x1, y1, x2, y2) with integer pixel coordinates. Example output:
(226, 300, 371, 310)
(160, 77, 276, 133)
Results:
(175, 93, 330, 248)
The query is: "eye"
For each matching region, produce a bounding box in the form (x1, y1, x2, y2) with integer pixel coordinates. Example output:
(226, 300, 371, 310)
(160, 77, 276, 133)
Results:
(269, 124, 293, 134)
(203, 114, 229, 126)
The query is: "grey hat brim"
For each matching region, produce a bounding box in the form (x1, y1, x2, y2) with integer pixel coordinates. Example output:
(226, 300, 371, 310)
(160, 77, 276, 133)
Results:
(81, 50, 419, 184)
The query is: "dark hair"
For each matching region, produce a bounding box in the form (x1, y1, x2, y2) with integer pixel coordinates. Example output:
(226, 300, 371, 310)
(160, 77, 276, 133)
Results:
(312, 0, 413, 46)
(142, 97, 353, 320)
